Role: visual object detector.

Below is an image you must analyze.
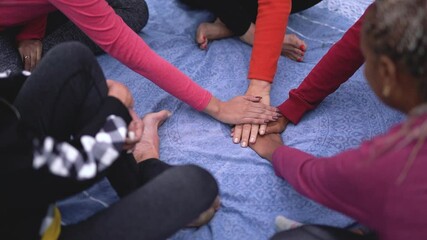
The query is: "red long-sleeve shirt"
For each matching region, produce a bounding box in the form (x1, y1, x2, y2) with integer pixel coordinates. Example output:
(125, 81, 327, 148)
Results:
(278, 8, 367, 124)
(0, 0, 212, 111)
(248, 0, 291, 82)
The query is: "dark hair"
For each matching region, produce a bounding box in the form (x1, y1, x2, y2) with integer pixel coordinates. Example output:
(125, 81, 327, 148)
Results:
(363, 0, 427, 98)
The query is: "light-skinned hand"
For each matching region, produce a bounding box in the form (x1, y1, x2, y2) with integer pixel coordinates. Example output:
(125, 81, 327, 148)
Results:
(249, 133, 283, 162)
(204, 95, 280, 125)
(18, 39, 42, 71)
(232, 79, 274, 147)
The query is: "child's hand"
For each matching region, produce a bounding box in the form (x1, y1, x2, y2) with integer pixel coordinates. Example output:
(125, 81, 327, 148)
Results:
(265, 116, 290, 134)
(249, 133, 283, 162)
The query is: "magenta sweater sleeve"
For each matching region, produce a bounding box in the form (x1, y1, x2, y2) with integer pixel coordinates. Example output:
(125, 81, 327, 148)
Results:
(277, 6, 370, 124)
(271, 142, 387, 224)
(49, 0, 212, 111)
(15, 15, 47, 41)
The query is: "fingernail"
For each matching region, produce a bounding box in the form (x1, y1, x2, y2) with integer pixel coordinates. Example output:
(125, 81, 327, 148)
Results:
(260, 130, 265, 135)
(234, 138, 239, 143)
(255, 96, 262, 99)
(127, 149, 133, 154)
(250, 137, 255, 143)
(241, 142, 247, 147)
(128, 131, 135, 140)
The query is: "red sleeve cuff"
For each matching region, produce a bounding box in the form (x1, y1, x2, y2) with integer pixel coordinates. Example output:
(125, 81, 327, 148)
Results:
(277, 92, 315, 124)
(246, 75, 273, 83)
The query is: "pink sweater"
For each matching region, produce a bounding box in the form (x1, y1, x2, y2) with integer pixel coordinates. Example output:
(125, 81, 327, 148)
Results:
(0, 0, 212, 111)
(272, 114, 427, 240)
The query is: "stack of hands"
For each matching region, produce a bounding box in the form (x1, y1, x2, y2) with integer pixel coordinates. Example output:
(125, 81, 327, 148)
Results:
(231, 79, 288, 161)
(99, 78, 288, 164)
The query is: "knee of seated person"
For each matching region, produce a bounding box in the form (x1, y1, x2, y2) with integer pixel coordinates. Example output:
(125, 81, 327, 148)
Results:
(44, 42, 96, 66)
(177, 165, 218, 200)
(125, 0, 149, 32)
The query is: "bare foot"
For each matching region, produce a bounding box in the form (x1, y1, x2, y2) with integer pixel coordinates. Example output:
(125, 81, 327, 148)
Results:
(188, 196, 221, 227)
(132, 110, 171, 162)
(282, 34, 307, 62)
(196, 18, 233, 49)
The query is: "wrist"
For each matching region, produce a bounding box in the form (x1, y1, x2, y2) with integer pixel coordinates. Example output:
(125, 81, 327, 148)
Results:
(247, 79, 271, 95)
(203, 96, 221, 119)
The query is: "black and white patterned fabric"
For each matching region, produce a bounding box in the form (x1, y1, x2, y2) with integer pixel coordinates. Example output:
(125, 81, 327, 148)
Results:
(33, 115, 127, 180)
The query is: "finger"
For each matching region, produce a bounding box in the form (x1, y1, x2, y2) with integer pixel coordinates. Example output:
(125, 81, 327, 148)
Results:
(240, 112, 279, 123)
(30, 50, 37, 71)
(24, 55, 31, 71)
(265, 123, 283, 134)
(106, 79, 114, 87)
(36, 44, 42, 66)
(259, 124, 267, 135)
(134, 119, 143, 140)
(249, 124, 259, 143)
(243, 95, 262, 102)
(246, 102, 279, 114)
(233, 125, 243, 144)
(240, 124, 252, 147)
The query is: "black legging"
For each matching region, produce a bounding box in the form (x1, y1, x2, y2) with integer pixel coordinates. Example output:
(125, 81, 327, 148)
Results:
(179, 0, 322, 36)
(14, 42, 218, 240)
(0, 0, 149, 72)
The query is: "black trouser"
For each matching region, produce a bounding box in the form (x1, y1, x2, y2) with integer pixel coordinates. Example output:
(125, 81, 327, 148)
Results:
(179, 0, 322, 36)
(0, 0, 149, 72)
(271, 225, 378, 240)
(14, 42, 219, 240)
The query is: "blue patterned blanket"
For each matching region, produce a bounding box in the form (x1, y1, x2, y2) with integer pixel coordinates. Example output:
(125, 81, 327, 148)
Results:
(59, 0, 403, 239)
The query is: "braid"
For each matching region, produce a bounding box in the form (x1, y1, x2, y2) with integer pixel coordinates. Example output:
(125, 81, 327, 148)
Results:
(363, 0, 427, 86)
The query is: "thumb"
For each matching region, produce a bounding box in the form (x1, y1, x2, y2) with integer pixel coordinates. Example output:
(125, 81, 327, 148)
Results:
(243, 95, 262, 102)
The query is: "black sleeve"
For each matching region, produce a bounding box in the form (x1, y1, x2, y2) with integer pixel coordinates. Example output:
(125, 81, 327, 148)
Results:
(76, 96, 132, 138)
(0, 70, 28, 103)
(1, 113, 128, 208)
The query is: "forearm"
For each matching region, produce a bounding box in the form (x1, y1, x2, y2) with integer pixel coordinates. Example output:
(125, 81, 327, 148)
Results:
(277, 10, 367, 124)
(52, 0, 212, 111)
(248, 0, 291, 82)
(271, 144, 374, 220)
